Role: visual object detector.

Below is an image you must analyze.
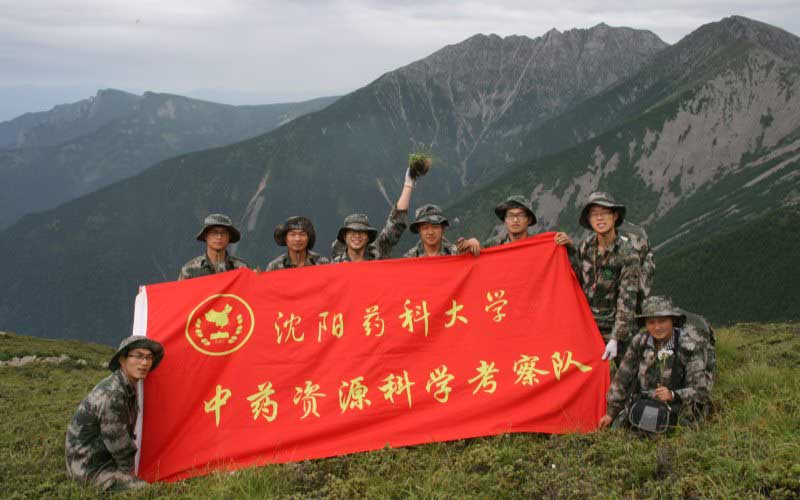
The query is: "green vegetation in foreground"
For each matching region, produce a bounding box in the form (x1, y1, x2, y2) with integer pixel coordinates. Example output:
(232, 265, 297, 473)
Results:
(1, 325, 799, 499)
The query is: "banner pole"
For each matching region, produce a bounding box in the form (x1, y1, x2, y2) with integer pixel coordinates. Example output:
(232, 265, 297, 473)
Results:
(131, 286, 148, 476)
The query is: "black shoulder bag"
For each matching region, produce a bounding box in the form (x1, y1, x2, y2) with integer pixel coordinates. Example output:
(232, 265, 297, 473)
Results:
(626, 330, 684, 434)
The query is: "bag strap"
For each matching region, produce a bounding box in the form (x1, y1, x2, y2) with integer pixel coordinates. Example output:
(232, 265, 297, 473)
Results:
(666, 328, 683, 391)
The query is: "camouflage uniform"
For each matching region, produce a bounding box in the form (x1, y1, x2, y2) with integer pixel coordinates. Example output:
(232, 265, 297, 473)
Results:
(619, 221, 654, 305)
(483, 195, 537, 248)
(332, 207, 408, 263)
(178, 253, 249, 280)
(266, 215, 329, 270)
(266, 251, 330, 270)
(404, 204, 459, 257)
(65, 336, 164, 492)
(403, 238, 459, 257)
(570, 233, 641, 342)
(179, 213, 248, 280)
(571, 192, 641, 344)
(606, 296, 713, 421)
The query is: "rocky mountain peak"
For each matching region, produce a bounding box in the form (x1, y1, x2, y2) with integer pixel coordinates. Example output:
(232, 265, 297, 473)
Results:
(690, 15, 800, 64)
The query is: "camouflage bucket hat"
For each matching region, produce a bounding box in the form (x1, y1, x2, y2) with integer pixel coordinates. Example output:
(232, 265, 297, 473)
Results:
(579, 191, 626, 229)
(337, 213, 378, 244)
(410, 204, 449, 234)
(196, 213, 241, 243)
(274, 216, 316, 250)
(636, 295, 686, 327)
(109, 336, 165, 372)
(494, 195, 537, 225)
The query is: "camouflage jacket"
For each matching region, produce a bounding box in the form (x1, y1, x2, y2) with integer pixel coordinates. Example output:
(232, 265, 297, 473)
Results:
(403, 238, 459, 258)
(606, 328, 713, 418)
(266, 251, 329, 271)
(178, 252, 249, 280)
(332, 207, 408, 263)
(65, 369, 138, 482)
(620, 223, 654, 304)
(481, 233, 514, 249)
(481, 227, 537, 249)
(568, 233, 641, 341)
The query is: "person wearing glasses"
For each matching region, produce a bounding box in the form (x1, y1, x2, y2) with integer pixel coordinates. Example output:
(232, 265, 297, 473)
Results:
(454, 195, 537, 255)
(178, 213, 249, 280)
(554, 192, 641, 364)
(66, 336, 165, 492)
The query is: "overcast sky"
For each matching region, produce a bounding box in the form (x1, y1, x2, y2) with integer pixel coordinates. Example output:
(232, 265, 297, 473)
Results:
(1, 0, 799, 120)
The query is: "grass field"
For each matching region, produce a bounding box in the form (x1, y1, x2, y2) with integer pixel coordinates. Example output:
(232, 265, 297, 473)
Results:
(1, 324, 798, 499)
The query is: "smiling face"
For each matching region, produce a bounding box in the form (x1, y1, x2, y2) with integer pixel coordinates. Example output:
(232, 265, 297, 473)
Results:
(504, 207, 531, 236)
(205, 226, 231, 252)
(588, 205, 619, 236)
(345, 229, 369, 251)
(119, 347, 154, 383)
(645, 316, 675, 342)
(286, 229, 309, 252)
(418, 222, 444, 248)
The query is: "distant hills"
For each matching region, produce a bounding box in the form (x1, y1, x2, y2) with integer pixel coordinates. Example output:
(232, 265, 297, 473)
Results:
(1, 16, 798, 345)
(655, 203, 800, 324)
(0, 90, 337, 228)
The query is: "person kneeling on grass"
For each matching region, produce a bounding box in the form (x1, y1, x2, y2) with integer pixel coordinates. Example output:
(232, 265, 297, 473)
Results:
(65, 336, 164, 492)
(598, 296, 713, 433)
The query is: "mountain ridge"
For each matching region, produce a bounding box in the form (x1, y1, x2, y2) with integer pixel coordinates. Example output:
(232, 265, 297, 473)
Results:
(0, 90, 338, 228)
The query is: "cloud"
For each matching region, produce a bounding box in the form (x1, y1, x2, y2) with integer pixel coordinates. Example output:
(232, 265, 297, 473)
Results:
(1, 0, 798, 111)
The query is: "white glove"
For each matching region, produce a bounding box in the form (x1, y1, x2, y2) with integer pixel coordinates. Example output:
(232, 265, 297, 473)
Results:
(601, 339, 618, 361)
(404, 168, 415, 188)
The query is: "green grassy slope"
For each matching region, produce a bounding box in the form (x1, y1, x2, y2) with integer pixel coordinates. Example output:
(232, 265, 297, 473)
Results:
(2, 325, 798, 499)
(654, 204, 800, 325)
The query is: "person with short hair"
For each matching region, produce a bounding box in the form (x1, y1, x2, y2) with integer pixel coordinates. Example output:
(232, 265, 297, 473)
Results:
(332, 167, 418, 263)
(65, 336, 165, 492)
(403, 204, 460, 257)
(454, 195, 537, 255)
(599, 296, 713, 430)
(266, 216, 329, 270)
(178, 213, 249, 280)
(554, 192, 641, 362)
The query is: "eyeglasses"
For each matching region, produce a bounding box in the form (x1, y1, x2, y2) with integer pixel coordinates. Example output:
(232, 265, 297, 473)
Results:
(505, 213, 528, 221)
(127, 353, 154, 362)
(588, 209, 614, 219)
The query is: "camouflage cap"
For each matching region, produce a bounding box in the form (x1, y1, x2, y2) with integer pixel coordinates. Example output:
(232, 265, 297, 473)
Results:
(274, 216, 316, 250)
(409, 204, 449, 234)
(579, 191, 626, 229)
(196, 213, 241, 243)
(337, 213, 378, 244)
(636, 295, 686, 327)
(109, 336, 165, 372)
(494, 195, 537, 225)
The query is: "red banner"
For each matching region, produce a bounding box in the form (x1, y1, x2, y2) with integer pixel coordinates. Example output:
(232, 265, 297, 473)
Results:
(137, 233, 608, 482)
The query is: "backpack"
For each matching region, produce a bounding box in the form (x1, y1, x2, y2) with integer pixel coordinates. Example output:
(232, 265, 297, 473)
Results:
(679, 309, 717, 376)
(619, 221, 654, 314)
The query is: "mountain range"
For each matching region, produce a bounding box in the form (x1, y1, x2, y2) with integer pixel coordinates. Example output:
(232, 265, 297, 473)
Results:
(1, 16, 798, 345)
(0, 90, 337, 228)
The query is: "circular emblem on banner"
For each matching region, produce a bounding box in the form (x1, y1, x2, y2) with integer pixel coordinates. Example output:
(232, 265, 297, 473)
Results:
(185, 294, 255, 356)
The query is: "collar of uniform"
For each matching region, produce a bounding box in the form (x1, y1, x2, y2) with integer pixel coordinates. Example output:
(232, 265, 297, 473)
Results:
(588, 233, 622, 253)
(200, 251, 234, 269)
(282, 251, 321, 267)
(342, 249, 375, 262)
(645, 328, 679, 350)
(412, 240, 450, 256)
(113, 368, 137, 397)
